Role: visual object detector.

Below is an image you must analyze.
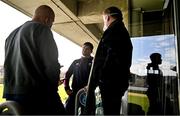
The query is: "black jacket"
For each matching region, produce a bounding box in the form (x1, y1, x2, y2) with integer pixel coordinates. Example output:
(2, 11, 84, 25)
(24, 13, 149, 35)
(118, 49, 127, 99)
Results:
(64, 56, 93, 92)
(90, 20, 132, 89)
(85, 20, 133, 114)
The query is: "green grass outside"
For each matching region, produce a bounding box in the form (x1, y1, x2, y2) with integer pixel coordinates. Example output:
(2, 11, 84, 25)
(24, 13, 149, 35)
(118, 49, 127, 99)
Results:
(0, 84, 5, 103)
(58, 84, 68, 104)
(128, 92, 149, 114)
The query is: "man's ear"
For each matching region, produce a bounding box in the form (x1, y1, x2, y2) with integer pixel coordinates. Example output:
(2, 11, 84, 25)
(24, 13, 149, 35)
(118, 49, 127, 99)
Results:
(45, 18, 49, 24)
(107, 15, 110, 21)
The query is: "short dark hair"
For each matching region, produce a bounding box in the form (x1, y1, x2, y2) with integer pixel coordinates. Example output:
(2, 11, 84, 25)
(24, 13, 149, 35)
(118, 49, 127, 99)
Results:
(83, 42, 94, 50)
(150, 53, 161, 61)
(103, 6, 123, 20)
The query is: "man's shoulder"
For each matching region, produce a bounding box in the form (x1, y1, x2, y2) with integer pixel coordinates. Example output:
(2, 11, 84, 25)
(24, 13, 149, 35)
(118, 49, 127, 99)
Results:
(74, 58, 81, 62)
(69, 59, 80, 65)
(6, 25, 22, 41)
(22, 21, 48, 31)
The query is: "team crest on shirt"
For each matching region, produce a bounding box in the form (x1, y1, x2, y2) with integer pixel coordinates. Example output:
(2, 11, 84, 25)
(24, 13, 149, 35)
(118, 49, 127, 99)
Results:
(88, 62, 92, 66)
(76, 63, 80, 66)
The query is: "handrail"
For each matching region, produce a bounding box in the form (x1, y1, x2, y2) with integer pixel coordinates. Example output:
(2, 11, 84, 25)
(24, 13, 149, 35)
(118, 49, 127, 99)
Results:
(0, 101, 22, 115)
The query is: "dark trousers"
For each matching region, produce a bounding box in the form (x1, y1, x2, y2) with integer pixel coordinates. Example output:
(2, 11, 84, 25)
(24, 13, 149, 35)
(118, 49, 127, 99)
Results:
(147, 88, 162, 115)
(99, 85, 125, 115)
(6, 92, 66, 115)
(65, 92, 76, 115)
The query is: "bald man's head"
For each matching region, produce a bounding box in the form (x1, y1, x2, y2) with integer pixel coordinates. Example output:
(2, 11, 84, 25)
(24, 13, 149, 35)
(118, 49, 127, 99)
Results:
(32, 5, 55, 28)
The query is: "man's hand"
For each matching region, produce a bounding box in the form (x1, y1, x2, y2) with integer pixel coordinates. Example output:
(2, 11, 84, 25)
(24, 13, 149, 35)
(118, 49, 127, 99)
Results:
(58, 79, 65, 86)
(66, 89, 73, 95)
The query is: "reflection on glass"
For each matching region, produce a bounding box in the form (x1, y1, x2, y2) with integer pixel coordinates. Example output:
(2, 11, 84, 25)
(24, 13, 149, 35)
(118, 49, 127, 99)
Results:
(131, 34, 176, 77)
(128, 34, 178, 115)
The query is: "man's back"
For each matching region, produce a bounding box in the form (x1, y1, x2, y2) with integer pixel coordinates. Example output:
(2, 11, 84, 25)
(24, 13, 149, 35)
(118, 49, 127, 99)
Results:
(4, 21, 60, 96)
(3, 5, 66, 114)
(3, 21, 65, 115)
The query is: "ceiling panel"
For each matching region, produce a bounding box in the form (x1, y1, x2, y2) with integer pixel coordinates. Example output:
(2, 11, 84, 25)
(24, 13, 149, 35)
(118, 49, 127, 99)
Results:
(2, 0, 166, 50)
(53, 22, 98, 52)
(4, 0, 73, 23)
(2, 0, 98, 49)
(132, 0, 165, 12)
